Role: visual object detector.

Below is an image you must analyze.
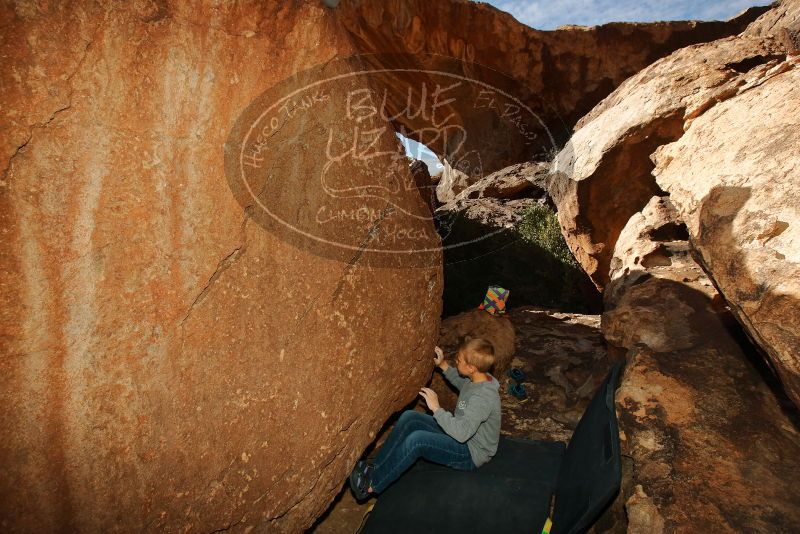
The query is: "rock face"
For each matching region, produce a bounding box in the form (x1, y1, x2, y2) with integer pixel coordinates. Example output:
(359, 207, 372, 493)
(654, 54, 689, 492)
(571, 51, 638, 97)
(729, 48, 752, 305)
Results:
(550, 0, 800, 404)
(1, 1, 796, 533)
(551, 20, 796, 289)
(435, 161, 550, 228)
(745, 0, 800, 45)
(602, 195, 800, 532)
(339, 0, 767, 173)
(435, 158, 481, 204)
(409, 158, 437, 215)
(436, 161, 548, 207)
(451, 161, 549, 203)
(652, 59, 800, 409)
(605, 196, 709, 312)
(0, 2, 442, 532)
(603, 196, 721, 350)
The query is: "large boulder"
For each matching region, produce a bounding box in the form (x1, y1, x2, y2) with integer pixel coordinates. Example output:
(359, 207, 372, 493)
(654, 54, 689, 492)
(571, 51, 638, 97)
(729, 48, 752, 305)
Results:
(409, 158, 437, 215)
(745, 0, 800, 45)
(602, 196, 800, 532)
(603, 196, 720, 351)
(450, 161, 550, 202)
(0, 2, 442, 532)
(550, 0, 798, 290)
(435, 161, 550, 228)
(652, 58, 800, 407)
(605, 196, 711, 310)
(435, 158, 481, 204)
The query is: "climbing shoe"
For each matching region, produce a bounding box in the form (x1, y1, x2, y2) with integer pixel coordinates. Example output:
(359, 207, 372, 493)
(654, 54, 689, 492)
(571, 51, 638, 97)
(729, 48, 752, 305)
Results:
(507, 368, 526, 382)
(509, 382, 527, 400)
(349, 460, 373, 502)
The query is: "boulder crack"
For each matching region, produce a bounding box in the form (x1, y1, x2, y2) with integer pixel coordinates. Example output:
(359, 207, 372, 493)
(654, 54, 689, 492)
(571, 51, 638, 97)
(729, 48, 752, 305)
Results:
(2, 37, 92, 183)
(267, 442, 348, 526)
(181, 211, 250, 328)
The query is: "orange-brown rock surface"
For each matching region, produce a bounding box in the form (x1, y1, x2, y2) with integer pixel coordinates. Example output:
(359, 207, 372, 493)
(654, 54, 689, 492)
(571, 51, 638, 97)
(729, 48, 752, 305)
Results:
(1, 1, 442, 532)
(2, 0, 797, 532)
(550, 0, 798, 290)
(452, 161, 549, 202)
(745, 0, 800, 43)
(434, 161, 550, 228)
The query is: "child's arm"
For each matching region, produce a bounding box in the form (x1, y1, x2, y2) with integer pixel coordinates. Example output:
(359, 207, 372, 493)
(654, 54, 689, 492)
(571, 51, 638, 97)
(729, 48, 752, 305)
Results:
(434, 346, 469, 391)
(441, 365, 470, 391)
(432, 393, 493, 443)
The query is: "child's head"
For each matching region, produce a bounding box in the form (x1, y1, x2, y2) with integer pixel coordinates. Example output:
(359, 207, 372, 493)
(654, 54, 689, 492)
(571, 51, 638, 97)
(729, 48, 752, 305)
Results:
(456, 337, 495, 373)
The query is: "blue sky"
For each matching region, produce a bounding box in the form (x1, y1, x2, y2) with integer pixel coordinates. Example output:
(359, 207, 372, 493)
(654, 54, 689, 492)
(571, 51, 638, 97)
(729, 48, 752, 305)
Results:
(398, 134, 444, 176)
(481, 0, 772, 30)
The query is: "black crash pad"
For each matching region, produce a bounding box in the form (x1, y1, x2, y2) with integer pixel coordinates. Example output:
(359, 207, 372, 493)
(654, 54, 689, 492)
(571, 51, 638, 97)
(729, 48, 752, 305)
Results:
(361, 363, 622, 534)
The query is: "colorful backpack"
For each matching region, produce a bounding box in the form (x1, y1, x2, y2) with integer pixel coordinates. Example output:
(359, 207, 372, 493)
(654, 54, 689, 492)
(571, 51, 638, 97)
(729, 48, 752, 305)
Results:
(478, 285, 510, 315)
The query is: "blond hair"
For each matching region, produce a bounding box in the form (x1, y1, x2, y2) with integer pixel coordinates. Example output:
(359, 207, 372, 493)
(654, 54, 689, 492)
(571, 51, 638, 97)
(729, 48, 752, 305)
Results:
(459, 337, 495, 373)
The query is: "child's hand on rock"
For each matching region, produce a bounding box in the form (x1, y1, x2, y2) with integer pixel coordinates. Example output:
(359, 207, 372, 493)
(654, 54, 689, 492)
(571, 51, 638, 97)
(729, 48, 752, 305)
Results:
(419, 387, 441, 412)
(433, 346, 447, 370)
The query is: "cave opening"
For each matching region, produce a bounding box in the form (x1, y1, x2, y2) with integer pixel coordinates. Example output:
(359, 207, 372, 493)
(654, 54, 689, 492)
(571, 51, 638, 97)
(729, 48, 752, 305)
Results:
(397, 132, 601, 318)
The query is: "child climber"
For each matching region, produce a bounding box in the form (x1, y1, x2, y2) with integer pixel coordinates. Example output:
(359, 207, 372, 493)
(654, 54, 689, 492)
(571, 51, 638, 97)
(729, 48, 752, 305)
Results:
(349, 338, 501, 501)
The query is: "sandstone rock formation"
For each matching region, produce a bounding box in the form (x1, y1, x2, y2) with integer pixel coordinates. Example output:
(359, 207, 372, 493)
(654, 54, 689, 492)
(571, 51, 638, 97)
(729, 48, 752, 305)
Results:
(745, 0, 800, 44)
(550, 18, 797, 289)
(550, 0, 800, 409)
(603, 196, 721, 350)
(408, 158, 437, 215)
(652, 58, 800, 409)
(2, 0, 797, 531)
(441, 197, 541, 230)
(602, 195, 800, 532)
(605, 196, 706, 311)
(0, 2, 442, 532)
(436, 161, 548, 207)
(434, 161, 550, 228)
(452, 161, 549, 202)
(339, 0, 767, 173)
(435, 158, 480, 204)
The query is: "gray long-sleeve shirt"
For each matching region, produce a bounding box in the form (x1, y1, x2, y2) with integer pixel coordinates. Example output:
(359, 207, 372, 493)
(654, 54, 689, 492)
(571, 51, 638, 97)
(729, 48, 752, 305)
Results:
(433, 365, 501, 468)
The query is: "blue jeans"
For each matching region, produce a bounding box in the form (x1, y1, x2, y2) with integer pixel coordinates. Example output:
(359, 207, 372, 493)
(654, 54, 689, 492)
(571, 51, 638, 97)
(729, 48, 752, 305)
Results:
(369, 410, 476, 493)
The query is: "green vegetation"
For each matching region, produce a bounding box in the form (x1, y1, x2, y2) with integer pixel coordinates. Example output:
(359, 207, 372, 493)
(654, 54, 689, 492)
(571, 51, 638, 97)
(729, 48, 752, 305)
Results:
(514, 202, 589, 311)
(517, 203, 577, 268)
